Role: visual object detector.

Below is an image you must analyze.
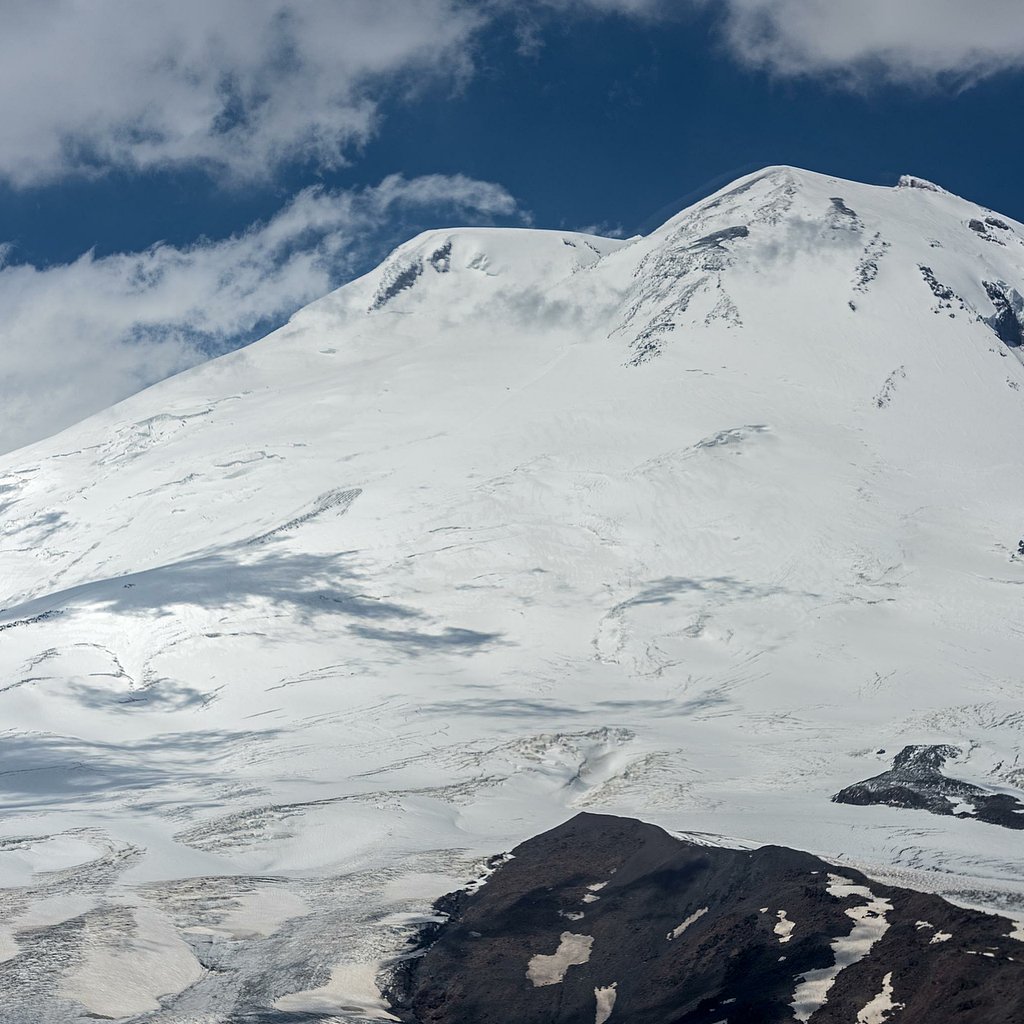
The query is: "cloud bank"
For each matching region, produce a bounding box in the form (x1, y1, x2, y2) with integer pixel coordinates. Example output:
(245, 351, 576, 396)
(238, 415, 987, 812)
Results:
(0, 175, 517, 454)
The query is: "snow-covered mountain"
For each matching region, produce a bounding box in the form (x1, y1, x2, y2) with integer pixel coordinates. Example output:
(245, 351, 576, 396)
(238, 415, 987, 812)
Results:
(2, 166, 1024, 1021)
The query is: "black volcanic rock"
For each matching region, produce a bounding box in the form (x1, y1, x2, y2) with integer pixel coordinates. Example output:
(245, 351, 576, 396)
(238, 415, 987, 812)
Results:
(834, 744, 1024, 830)
(386, 813, 1024, 1024)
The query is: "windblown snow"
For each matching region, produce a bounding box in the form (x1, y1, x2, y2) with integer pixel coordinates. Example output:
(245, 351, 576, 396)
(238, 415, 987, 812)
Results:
(2, 166, 1024, 1021)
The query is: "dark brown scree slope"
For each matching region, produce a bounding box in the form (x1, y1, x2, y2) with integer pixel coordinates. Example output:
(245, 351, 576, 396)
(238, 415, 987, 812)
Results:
(386, 812, 1024, 1024)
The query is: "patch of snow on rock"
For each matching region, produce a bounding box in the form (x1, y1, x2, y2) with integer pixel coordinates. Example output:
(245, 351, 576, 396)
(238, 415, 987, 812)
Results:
(790, 876, 893, 1022)
(857, 971, 904, 1024)
(775, 910, 795, 943)
(668, 906, 708, 941)
(526, 932, 594, 987)
(594, 982, 617, 1024)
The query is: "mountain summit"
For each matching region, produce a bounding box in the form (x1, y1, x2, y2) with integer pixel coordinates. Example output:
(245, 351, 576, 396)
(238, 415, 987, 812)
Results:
(2, 167, 1024, 1020)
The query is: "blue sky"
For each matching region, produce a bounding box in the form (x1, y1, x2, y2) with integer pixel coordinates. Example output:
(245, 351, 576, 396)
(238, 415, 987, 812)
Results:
(3, 0, 1024, 452)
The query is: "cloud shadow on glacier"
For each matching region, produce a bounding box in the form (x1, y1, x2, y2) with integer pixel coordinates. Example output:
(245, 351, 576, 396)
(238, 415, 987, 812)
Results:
(16, 549, 415, 620)
(617, 575, 812, 609)
(348, 624, 502, 655)
(0, 547, 506, 656)
(418, 696, 581, 718)
(0, 728, 277, 808)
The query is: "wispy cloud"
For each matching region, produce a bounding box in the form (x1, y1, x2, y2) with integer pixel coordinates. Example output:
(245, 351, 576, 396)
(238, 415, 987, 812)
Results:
(537, 0, 1024, 87)
(714, 0, 1024, 86)
(0, 174, 518, 454)
(0, 0, 1016, 194)
(0, 0, 483, 187)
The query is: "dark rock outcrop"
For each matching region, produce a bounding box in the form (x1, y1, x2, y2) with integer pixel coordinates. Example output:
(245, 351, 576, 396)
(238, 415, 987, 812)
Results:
(983, 281, 1024, 348)
(968, 218, 1009, 245)
(386, 812, 1024, 1024)
(917, 264, 961, 309)
(369, 239, 454, 310)
(370, 260, 423, 310)
(834, 744, 1024, 829)
(896, 175, 946, 192)
(686, 225, 750, 251)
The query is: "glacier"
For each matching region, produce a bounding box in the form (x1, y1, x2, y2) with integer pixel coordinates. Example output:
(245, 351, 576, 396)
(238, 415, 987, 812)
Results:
(1, 166, 1024, 1020)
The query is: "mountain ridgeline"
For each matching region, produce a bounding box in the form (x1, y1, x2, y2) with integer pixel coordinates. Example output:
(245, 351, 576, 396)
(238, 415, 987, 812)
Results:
(1, 167, 1023, 1021)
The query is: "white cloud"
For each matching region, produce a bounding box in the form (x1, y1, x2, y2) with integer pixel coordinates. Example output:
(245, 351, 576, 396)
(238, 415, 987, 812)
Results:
(0, 0, 482, 186)
(535, 0, 1024, 85)
(0, 174, 518, 454)
(0, 0, 682, 185)
(0, 0, 1015, 191)
(714, 0, 1024, 85)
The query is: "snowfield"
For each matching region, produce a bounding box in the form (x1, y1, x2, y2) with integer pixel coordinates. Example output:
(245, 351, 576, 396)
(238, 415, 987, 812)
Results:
(1, 166, 1024, 1020)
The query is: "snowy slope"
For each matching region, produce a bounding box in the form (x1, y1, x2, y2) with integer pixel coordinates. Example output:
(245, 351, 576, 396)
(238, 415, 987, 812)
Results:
(2, 167, 1024, 1020)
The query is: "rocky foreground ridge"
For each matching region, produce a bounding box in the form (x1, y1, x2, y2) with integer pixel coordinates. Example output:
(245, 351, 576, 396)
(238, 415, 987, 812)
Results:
(388, 813, 1024, 1024)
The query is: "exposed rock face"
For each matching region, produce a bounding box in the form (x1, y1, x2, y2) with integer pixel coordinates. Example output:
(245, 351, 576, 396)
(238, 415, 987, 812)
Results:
(983, 280, 1024, 347)
(368, 239, 455, 310)
(387, 813, 1024, 1024)
(896, 175, 948, 193)
(834, 744, 1024, 830)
